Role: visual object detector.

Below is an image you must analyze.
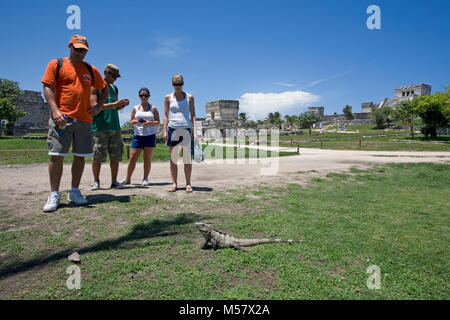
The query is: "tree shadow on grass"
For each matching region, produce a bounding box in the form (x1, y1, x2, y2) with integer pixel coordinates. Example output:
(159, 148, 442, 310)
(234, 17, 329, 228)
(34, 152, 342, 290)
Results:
(0, 212, 201, 279)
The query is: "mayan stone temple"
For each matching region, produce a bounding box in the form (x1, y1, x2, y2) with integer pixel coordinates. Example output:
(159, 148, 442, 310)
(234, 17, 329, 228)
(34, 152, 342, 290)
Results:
(13, 90, 50, 136)
(361, 83, 432, 113)
(198, 100, 247, 138)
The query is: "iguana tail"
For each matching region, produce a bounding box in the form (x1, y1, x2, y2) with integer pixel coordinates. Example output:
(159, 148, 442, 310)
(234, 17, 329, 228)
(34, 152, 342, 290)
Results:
(238, 239, 302, 247)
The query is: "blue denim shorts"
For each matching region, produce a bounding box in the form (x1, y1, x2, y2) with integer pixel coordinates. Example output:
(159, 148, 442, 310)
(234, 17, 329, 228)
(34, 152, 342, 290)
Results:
(167, 127, 194, 156)
(131, 134, 156, 149)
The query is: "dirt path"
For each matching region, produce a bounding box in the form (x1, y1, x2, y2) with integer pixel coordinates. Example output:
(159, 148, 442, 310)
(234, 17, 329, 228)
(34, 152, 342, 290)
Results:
(1, 148, 449, 207)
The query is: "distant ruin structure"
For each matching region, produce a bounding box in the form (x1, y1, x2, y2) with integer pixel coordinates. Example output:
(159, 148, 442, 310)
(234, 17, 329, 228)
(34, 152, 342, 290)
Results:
(13, 90, 50, 136)
(361, 83, 432, 113)
(200, 100, 246, 138)
(308, 106, 324, 116)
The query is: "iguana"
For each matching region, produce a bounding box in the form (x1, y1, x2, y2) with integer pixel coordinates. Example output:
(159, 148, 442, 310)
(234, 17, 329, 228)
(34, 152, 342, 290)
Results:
(195, 222, 302, 251)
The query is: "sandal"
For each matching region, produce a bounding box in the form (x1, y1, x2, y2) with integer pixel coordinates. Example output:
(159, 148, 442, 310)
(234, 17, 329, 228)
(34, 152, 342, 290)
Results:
(186, 185, 193, 193)
(168, 184, 177, 192)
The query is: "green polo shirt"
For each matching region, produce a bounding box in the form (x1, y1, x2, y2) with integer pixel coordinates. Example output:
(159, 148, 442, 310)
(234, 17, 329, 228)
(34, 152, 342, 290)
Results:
(92, 83, 121, 132)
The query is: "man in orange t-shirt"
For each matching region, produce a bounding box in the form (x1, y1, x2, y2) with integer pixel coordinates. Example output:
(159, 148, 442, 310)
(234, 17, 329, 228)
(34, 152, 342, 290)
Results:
(41, 35, 109, 212)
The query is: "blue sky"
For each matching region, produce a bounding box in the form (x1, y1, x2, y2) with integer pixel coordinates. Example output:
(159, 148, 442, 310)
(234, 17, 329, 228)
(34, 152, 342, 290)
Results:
(1, 0, 449, 122)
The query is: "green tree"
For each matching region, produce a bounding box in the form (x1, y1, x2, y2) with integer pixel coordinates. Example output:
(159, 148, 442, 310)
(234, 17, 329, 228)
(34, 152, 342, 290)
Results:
(239, 112, 248, 122)
(0, 79, 25, 136)
(121, 121, 133, 131)
(248, 120, 257, 129)
(414, 92, 449, 138)
(371, 106, 394, 129)
(266, 111, 283, 129)
(392, 100, 421, 139)
(342, 105, 354, 125)
(298, 111, 321, 135)
(442, 85, 450, 119)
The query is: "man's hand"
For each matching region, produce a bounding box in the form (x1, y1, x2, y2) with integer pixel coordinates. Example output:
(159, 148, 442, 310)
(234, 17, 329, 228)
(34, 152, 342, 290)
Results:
(88, 104, 102, 116)
(51, 110, 67, 127)
(116, 99, 129, 111)
(163, 131, 168, 142)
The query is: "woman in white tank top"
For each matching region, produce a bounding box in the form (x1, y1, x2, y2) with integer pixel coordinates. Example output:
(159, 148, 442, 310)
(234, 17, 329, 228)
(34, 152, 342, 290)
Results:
(163, 74, 197, 193)
(119, 88, 160, 187)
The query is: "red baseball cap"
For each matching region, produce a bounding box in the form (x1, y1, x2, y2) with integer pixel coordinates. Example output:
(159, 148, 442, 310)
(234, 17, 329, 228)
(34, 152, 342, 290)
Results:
(69, 35, 89, 51)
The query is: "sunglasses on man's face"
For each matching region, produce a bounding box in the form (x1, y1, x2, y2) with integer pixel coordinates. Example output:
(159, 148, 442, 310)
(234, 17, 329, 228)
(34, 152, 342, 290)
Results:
(172, 82, 184, 86)
(73, 47, 88, 53)
(139, 94, 149, 98)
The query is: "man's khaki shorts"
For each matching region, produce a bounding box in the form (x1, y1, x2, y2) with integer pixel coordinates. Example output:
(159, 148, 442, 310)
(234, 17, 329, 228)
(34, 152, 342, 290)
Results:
(47, 119, 94, 157)
(93, 130, 123, 162)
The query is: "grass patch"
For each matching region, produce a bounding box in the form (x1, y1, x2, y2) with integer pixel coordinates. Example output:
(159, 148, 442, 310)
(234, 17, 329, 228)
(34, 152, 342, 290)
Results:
(0, 163, 448, 299)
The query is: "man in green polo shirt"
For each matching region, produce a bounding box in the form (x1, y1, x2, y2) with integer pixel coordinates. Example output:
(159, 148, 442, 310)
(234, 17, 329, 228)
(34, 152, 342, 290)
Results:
(90, 64, 130, 189)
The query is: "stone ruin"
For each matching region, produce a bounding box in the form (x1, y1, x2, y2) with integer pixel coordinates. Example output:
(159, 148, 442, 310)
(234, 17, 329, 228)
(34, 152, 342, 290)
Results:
(311, 83, 432, 126)
(361, 83, 431, 113)
(12, 90, 50, 136)
(199, 100, 248, 139)
(307, 106, 324, 117)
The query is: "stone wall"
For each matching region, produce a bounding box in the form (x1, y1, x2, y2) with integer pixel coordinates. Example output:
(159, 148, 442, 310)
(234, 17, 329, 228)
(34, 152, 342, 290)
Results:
(205, 100, 239, 121)
(321, 112, 374, 125)
(308, 106, 324, 116)
(361, 102, 378, 113)
(13, 90, 50, 136)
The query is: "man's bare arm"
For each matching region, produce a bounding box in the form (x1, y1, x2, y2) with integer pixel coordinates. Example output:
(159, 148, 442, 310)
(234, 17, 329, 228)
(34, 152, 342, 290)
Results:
(43, 83, 66, 127)
(163, 95, 170, 142)
(88, 85, 109, 116)
(189, 95, 197, 140)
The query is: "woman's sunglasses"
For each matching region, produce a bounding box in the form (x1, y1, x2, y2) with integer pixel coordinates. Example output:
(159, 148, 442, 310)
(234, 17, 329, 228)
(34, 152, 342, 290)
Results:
(172, 82, 184, 86)
(139, 94, 149, 98)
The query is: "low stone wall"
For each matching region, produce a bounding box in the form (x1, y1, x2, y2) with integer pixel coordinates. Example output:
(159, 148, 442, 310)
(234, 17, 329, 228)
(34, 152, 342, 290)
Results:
(321, 112, 375, 125)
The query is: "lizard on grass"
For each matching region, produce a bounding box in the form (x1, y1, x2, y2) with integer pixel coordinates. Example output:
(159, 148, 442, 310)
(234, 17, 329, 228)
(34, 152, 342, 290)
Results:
(195, 222, 302, 251)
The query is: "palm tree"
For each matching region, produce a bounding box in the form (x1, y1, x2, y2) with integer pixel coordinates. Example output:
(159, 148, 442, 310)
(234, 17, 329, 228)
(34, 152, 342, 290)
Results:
(266, 111, 283, 129)
(239, 112, 248, 122)
(298, 111, 321, 135)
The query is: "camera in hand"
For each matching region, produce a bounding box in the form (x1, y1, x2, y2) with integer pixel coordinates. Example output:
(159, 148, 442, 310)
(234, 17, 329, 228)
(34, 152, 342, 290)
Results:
(139, 119, 146, 123)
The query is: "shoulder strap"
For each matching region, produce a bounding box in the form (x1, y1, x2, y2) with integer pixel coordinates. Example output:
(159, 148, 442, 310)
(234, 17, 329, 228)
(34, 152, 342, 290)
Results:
(55, 59, 94, 85)
(55, 58, 63, 81)
(84, 62, 94, 84)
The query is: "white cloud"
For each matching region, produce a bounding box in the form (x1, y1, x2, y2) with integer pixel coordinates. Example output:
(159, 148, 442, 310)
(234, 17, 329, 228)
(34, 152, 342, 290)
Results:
(150, 37, 190, 57)
(273, 82, 296, 87)
(239, 91, 320, 120)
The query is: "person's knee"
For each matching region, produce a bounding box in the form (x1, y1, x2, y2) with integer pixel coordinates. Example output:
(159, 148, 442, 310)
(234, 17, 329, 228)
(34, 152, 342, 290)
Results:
(50, 155, 64, 162)
(73, 156, 86, 164)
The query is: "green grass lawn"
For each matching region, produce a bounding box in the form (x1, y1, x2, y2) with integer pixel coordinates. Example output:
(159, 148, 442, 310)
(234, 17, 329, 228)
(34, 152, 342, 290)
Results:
(291, 136, 450, 152)
(0, 162, 448, 299)
(0, 138, 298, 165)
(221, 123, 450, 152)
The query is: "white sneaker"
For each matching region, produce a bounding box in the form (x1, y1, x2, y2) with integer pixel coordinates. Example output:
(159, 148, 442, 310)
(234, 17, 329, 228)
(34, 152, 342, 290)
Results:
(67, 189, 88, 205)
(142, 179, 149, 186)
(43, 193, 61, 212)
(119, 178, 130, 185)
(91, 181, 100, 190)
